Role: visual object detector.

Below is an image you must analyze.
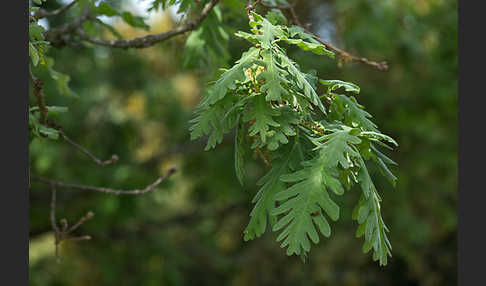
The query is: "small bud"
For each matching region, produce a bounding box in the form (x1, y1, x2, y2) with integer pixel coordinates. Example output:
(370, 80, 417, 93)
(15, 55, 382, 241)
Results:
(86, 211, 95, 219)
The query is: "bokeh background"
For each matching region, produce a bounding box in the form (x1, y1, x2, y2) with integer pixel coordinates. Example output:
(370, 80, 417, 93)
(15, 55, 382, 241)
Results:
(29, 0, 457, 285)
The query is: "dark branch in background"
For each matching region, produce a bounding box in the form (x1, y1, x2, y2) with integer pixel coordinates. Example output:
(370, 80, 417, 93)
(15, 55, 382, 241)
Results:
(34, 0, 79, 20)
(259, 1, 388, 71)
(44, 7, 92, 48)
(76, 0, 220, 49)
(32, 166, 177, 195)
(58, 130, 119, 166)
(50, 184, 93, 263)
(310, 34, 388, 71)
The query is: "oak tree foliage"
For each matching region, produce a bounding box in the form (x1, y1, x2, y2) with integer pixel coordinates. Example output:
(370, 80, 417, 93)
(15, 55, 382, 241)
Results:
(29, 0, 398, 266)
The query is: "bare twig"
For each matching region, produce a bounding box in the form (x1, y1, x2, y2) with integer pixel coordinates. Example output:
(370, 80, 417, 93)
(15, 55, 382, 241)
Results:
(58, 130, 119, 166)
(44, 7, 91, 48)
(64, 235, 92, 242)
(76, 0, 220, 49)
(66, 211, 94, 234)
(34, 0, 79, 20)
(29, 70, 48, 125)
(49, 184, 94, 263)
(310, 34, 388, 71)
(259, 1, 388, 71)
(49, 184, 61, 263)
(32, 166, 177, 195)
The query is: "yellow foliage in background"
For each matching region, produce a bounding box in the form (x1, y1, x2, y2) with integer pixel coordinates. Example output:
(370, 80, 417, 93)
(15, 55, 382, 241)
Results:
(172, 74, 200, 109)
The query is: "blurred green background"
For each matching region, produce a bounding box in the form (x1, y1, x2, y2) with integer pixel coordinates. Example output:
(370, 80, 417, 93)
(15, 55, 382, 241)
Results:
(29, 0, 457, 285)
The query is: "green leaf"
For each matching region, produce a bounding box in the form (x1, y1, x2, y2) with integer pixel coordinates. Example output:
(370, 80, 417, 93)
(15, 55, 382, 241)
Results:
(244, 139, 300, 241)
(39, 126, 59, 140)
(266, 9, 288, 25)
(96, 3, 118, 16)
(334, 94, 379, 132)
(312, 128, 362, 169)
(148, 0, 195, 12)
(281, 37, 334, 56)
(190, 94, 240, 150)
(200, 47, 260, 106)
(321, 79, 360, 94)
(243, 95, 280, 144)
(235, 118, 246, 186)
(49, 69, 74, 96)
(376, 157, 398, 186)
(29, 43, 39, 66)
(46, 106, 68, 116)
(278, 51, 327, 114)
(256, 49, 289, 102)
(265, 106, 300, 151)
(184, 8, 229, 70)
(371, 144, 398, 186)
(121, 12, 150, 30)
(96, 3, 149, 30)
(354, 158, 392, 266)
(272, 152, 343, 256)
(248, 12, 286, 49)
(29, 23, 45, 41)
(371, 144, 397, 165)
(360, 131, 398, 147)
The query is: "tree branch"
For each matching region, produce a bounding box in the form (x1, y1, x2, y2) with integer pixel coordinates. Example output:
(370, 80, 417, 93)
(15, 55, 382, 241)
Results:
(309, 33, 389, 71)
(44, 7, 91, 48)
(32, 166, 177, 195)
(49, 184, 94, 263)
(49, 184, 61, 263)
(58, 130, 119, 166)
(66, 211, 94, 235)
(259, 1, 388, 71)
(76, 0, 220, 49)
(29, 69, 48, 125)
(34, 0, 79, 20)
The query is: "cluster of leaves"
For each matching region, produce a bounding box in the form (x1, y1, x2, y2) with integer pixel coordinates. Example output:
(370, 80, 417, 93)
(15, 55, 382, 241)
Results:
(190, 11, 398, 265)
(29, 0, 72, 142)
(28, 0, 168, 142)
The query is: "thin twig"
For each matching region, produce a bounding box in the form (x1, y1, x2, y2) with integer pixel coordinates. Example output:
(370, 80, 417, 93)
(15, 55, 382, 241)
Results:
(34, 0, 79, 20)
(259, 1, 388, 71)
(49, 184, 94, 263)
(32, 167, 177, 195)
(76, 0, 220, 49)
(310, 34, 388, 71)
(58, 130, 119, 166)
(50, 184, 61, 263)
(64, 235, 92, 242)
(67, 211, 94, 234)
(44, 7, 91, 48)
(29, 70, 48, 125)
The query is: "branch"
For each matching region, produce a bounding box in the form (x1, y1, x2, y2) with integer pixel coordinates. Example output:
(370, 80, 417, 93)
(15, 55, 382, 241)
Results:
(66, 211, 94, 234)
(44, 7, 91, 48)
(49, 184, 61, 263)
(76, 0, 220, 49)
(32, 167, 177, 195)
(310, 33, 389, 71)
(49, 184, 93, 263)
(58, 130, 119, 166)
(29, 69, 48, 125)
(34, 0, 79, 20)
(259, 1, 388, 71)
